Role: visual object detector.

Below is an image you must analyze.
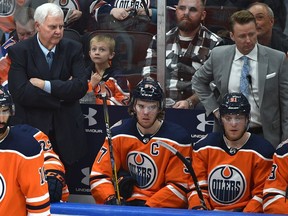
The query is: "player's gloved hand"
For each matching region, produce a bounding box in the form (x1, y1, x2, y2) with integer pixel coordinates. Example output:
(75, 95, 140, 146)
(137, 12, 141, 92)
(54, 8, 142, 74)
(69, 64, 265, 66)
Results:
(46, 171, 65, 202)
(192, 205, 205, 210)
(104, 195, 126, 205)
(117, 169, 137, 199)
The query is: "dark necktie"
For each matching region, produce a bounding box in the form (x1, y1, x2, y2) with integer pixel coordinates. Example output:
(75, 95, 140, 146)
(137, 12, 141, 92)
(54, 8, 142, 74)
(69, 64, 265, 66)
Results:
(240, 56, 250, 98)
(47, 51, 54, 70)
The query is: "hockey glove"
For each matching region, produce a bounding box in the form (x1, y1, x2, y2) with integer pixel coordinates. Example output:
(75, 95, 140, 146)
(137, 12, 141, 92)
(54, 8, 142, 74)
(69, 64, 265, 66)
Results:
(117, 169, 137, 199)
(104, 195, 126, 205)
(46, 171, 65, 202)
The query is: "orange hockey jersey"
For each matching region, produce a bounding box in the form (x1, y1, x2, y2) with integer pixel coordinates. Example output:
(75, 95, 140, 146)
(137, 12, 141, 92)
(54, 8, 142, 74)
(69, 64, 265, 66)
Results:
(0, 0, 28, 32)
(83, 64, 130, 105)
(43, 150, 69, 201)
(0, 56, 11, 85)
(188, 132, 274, 212)
(86, 78, 130, 105)
(34, 131, 69, 202)
(0, 125, 50, 216)
(263, 139, 288, 214)
(90, 118, 192, 208)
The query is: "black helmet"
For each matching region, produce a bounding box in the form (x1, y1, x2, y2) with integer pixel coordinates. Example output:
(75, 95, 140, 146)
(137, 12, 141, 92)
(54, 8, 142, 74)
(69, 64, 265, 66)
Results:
(219, 92, 250, 117)
(131, 77, 164, 109)
(0, 86, 15, 116)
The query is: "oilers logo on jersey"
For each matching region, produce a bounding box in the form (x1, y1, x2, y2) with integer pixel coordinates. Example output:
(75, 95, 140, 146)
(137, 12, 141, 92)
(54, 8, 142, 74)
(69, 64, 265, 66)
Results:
(127, 151, 157, 189)
(209, 165, 246, 204)
(53, 0, 80, 10)
(0, 174, 6, 202)
(113, 0, 150, 9)
(0, 1, 16, 16)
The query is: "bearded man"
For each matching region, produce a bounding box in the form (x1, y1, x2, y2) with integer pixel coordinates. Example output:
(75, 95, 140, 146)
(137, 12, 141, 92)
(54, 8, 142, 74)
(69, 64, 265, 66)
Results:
(142, 0, 223, 109)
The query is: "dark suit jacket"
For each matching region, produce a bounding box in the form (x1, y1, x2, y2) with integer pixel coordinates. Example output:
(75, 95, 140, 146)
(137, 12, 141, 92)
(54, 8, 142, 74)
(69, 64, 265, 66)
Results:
(271, 28, 288, 54)
(8, 35, 88, 165)
(192, 44, 288, 148)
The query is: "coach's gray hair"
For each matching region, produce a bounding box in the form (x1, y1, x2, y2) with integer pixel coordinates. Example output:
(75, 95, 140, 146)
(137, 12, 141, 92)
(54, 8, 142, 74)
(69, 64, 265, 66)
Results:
(34, 3, 63, 24)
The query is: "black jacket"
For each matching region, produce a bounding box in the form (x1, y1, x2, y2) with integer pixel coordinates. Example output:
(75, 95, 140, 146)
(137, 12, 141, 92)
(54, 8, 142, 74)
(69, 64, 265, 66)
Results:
(8, 35, 88, 165)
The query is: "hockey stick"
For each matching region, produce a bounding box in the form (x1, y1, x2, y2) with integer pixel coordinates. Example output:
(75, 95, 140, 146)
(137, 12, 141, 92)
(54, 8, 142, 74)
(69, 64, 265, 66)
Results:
(99, 88, 122, 205)
(156, 140, 208, 210)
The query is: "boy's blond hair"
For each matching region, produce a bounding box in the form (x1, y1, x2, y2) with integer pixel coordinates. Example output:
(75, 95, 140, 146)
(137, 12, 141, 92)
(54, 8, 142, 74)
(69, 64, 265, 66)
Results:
(89, 34, 116, 54)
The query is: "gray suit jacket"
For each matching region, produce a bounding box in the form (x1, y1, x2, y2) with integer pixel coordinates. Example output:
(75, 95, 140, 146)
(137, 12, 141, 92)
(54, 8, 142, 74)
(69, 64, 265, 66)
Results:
(192, 44, 288, 148)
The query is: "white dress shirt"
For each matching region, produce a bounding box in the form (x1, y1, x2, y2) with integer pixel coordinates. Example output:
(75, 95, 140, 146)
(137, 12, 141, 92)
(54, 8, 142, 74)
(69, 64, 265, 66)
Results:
(228, 44, 261, 127)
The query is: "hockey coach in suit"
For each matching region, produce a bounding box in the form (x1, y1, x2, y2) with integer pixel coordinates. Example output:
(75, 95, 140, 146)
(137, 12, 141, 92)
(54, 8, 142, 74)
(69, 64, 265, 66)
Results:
(8, 3, 88, 165)
(192, 10, 288, 148)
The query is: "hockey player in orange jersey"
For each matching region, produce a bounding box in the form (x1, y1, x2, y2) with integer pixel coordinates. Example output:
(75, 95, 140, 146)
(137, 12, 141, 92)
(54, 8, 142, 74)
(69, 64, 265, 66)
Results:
(0, 86, 51, 215)
(40, 135, 70, 202)
(26, 114, 69, 203)
(188, 92, 275, 212)
(90, 77, 192, 207)
(263, 139, 288, 213)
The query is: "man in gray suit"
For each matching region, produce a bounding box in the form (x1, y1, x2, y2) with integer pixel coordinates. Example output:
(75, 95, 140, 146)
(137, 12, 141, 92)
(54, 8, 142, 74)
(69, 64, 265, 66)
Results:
(192, 10, 288, 148)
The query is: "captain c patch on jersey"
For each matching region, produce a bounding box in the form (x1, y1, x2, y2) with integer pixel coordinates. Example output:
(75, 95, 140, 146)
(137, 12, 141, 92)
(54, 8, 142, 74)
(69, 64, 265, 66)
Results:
(208, 165, 246, 205)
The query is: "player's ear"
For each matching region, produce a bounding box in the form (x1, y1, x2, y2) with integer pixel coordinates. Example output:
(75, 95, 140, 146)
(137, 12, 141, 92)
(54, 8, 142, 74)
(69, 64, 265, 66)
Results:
(247, 114, 251, 127)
